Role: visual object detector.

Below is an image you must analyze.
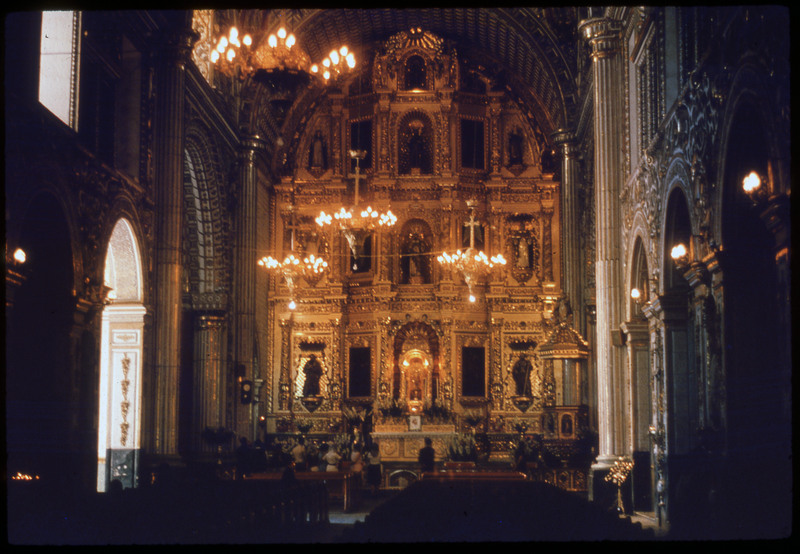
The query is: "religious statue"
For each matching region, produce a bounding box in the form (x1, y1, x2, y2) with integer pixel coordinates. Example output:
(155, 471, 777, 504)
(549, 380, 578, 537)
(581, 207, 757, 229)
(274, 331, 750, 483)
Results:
(309, 131, 326, 169)
(517, 237, 531, 268)
(509, 130, 524, 166)
(407, 126, 428, 173)
(512, 354, 533, 397)
(402, 234, 430, 284)
(302, 354, 323, 397)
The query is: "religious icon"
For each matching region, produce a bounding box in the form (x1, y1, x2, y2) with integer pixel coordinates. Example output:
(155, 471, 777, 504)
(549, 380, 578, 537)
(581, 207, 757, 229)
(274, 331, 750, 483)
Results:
(302, 354, 323, 397)
(512, 354, 533, 397)
(516, 237, 532, 268)
(508, 130, 524, 166)
(309, 131, 327, 169)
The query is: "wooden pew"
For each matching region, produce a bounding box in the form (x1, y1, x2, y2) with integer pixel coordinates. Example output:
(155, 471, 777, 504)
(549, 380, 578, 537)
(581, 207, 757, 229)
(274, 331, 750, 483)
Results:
(245, 471, 356, 512)
(420, 470, 528, 482)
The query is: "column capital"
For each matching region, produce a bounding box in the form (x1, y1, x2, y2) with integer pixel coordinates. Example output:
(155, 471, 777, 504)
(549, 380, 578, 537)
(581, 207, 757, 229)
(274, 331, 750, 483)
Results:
(579, 17, 624, 59)
(551, 128, 576, 146)
(154, 27, 200, 68)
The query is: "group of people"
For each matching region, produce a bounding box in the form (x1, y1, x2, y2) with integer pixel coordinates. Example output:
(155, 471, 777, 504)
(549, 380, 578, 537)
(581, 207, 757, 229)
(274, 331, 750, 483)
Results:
(289, 437, 384, 494)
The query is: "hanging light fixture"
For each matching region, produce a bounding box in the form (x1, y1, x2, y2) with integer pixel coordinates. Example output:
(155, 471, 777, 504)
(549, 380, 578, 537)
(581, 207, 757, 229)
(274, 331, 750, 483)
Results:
(310, 45, 357, 83)
(316, 149, 397, 259)
(258, 206, 329, 310)
(210, 13, 356, 87)
(438, 202, 506, 302)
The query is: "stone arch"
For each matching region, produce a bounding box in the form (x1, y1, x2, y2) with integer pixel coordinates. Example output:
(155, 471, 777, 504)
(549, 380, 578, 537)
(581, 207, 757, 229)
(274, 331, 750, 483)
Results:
(661, 185, 698, 460)
(6, 190, 76, 482)
(718, 91, 785, 463)
(661, 185, 693, 294)
(626, 230, 651, 321)
(184, 130, 231, 297)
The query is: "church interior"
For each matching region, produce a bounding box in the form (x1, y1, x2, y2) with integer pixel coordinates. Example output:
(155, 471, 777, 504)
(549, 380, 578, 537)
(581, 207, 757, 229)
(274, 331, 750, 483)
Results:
(5, 8, 791, 543)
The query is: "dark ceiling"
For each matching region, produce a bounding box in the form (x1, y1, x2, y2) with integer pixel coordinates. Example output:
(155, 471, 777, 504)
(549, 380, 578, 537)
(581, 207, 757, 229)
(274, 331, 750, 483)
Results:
(217, 8, 586, 134)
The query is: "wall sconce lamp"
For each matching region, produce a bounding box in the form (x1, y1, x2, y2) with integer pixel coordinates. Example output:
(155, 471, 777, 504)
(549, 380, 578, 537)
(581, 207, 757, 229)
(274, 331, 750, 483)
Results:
(12, 248, 27, 264)
(742, 170, 769, 205)
(670, 242, 690, 269)
(630, 287, 642, 305)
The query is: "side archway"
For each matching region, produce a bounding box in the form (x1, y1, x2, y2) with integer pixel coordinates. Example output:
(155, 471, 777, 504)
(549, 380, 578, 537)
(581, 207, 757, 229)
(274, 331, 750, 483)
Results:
(97, 218, 146, 491)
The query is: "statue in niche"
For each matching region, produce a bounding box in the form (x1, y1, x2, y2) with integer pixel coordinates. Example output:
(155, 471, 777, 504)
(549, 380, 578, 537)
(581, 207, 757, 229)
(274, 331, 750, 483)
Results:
(512, 354, 533, 397)
(302, 354, 323, 397)
(516, 236, 532, 269)
(409, 128, 425, 169)
(509, 130, 524, 166)
(401, 234, 431, 284)
(309, 131, 327, 169)
(561, 415, 573, 436)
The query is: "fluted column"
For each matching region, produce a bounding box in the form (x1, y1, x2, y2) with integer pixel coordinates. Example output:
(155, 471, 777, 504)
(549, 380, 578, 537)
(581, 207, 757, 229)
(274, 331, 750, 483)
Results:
(193, 313, 227, 454)
(580, 17, 626, 472)
(150, 27, 196, 457)
(233, 135, 266, 433)
(553, 130, 582, 327)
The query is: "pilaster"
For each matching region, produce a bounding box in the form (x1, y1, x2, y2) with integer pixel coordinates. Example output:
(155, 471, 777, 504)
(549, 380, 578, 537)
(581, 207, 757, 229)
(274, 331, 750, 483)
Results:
(150, 26, 197, 458)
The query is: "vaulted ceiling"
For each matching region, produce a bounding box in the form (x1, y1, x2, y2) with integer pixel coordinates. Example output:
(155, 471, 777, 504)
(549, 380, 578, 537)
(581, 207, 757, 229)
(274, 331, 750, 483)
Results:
(215, 8, 586, 136)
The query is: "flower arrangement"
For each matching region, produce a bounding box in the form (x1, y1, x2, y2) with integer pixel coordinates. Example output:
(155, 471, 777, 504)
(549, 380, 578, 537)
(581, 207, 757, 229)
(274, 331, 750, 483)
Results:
(342, 404, 368, 430)
(333, 434, 353, 459)
(511, 420, 529, 435)
(422, 398, 453, 423)
(378, 398, 408, 421)
(463, 409, 484, 430)
(447, 433, 478, 462)
(276, 417, 292, 433)
(295, 419, 314, 435)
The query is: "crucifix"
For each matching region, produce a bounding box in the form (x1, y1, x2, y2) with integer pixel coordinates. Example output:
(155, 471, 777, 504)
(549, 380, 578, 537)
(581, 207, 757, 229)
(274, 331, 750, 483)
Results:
(285, 205, 302, 252)
(464, 208, 481, 250)
(350, 149, 367, 207)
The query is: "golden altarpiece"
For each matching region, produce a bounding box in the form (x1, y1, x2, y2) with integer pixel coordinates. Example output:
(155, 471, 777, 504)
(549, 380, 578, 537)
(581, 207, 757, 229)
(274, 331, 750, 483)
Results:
(262, 30, 590, 488)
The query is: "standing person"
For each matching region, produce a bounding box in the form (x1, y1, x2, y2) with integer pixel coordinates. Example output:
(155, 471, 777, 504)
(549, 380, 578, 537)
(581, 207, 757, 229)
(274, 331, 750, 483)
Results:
(418, 437, 435, 473)
(291, 437, 307, 471)
(366, 443, 383, 495)
(323, 443, 342, 472)
(350, 442, 365, 486)
(514, 441, 528, 476)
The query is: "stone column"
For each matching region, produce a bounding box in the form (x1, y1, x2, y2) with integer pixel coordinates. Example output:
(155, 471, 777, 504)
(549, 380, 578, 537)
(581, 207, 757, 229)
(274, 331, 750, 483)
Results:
(233, 136, 266, 434)
(193, 313, 227, 454)
(553, 130, 582, 324)
(580, 17, 626, 468)
(149, 26, 196, 458)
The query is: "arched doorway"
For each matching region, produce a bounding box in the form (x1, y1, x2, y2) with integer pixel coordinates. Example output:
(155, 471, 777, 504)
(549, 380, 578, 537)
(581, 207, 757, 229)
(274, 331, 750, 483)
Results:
(6, 192, 74, 484)
(627, 236, 653, 512)
(718, 100, 790, 534)
(97, 218, 145, 491)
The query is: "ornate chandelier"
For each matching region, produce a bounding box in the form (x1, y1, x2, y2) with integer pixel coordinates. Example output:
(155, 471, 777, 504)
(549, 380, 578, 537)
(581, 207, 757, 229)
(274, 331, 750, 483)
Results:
(316, 150, 397, 259)
(258, 208, 329, 310)
(437, 204, 506, 302)
(210, 19, 356, 86)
